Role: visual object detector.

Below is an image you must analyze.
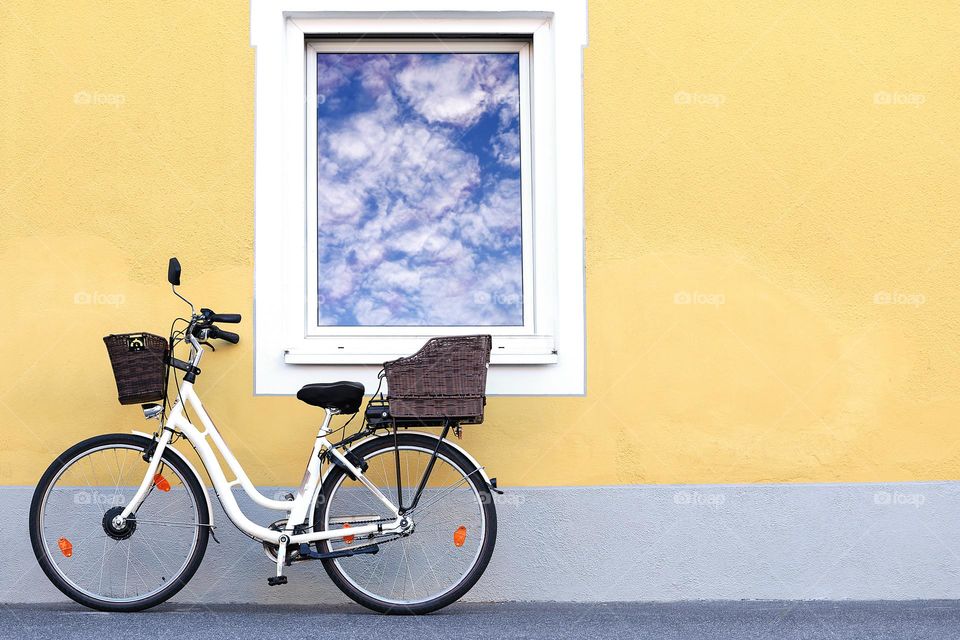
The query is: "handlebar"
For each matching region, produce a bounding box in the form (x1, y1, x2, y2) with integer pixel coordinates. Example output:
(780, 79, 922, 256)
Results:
(207, 326, 240, 344)
(190, 308, 243, 345)
(201, 308, 241, 324)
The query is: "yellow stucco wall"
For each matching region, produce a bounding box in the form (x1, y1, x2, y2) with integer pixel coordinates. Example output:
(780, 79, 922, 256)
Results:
(1, 1, 959, 486)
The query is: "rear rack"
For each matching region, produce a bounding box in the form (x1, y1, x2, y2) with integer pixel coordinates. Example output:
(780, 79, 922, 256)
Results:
(363, 401, 454, 429)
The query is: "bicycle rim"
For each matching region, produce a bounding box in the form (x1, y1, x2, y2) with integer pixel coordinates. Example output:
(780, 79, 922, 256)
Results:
(320, 443, 488, 606)
(37, 443, 202, 604)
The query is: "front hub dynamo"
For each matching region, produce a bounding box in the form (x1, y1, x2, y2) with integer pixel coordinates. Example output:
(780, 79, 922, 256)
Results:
(102, 506, 137, 541)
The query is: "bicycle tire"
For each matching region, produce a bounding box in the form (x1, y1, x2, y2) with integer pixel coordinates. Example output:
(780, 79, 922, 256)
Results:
(314, 432, 497, 614)
(29, 433, 210, 612)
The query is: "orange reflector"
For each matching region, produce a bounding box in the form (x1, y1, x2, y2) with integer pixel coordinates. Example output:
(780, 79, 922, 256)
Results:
(153, 474, 171, 492)
(58, 537, 73, 558)
(342, 523, 354, 544)
(453, 525, 467, 548)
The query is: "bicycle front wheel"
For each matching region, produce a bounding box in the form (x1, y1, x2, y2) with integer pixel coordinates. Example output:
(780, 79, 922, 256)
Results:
(29, 433, 210, 611)
(314, 432, 497, 614)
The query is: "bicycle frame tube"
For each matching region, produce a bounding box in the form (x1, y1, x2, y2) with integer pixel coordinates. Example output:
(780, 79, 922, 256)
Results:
(121, 347, 403, 546)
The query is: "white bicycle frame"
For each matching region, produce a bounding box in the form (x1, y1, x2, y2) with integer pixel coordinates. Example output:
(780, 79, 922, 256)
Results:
(117, 335, 406, 548)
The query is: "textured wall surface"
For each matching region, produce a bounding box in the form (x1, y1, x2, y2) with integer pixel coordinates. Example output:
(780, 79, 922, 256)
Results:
(1, 1, 960, 488)
(6, 483, 960, 603)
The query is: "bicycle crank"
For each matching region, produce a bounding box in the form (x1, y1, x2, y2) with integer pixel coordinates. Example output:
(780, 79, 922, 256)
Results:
(262, 520, 296, 563)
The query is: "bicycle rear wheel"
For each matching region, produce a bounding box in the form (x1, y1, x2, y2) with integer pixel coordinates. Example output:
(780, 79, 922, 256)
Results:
(29, 433, 210, 611)
(314, 432, 497, 614)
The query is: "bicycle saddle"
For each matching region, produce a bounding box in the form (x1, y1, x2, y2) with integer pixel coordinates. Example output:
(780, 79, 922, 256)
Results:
(296, 381, 365, 414)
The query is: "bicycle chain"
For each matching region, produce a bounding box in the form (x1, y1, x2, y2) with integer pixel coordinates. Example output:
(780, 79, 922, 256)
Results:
(275, 518, 408, 559)
(325, 517, 410, 551)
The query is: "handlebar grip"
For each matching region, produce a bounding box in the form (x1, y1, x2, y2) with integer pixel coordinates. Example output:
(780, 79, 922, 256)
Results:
(210, 312, 241, 324)
(200, 308, 241, 324)
(209, 327, 240, 344)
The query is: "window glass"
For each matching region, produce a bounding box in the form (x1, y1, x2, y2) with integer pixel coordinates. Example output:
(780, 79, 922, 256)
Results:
(315, 52, 523, 327)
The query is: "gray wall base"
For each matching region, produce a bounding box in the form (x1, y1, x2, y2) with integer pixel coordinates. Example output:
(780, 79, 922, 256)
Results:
(4, 482, 960, 603)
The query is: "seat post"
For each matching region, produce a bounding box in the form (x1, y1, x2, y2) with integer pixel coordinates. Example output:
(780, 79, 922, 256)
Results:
(318, 407, 338, 436)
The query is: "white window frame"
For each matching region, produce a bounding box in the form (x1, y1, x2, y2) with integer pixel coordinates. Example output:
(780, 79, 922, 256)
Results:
(305, 39, 537, 338)
(251, 1, 587, 395)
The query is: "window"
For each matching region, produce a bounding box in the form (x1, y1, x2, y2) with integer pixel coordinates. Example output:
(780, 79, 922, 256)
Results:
(307, 41, 533, 332)
(252, 3, 587, 395)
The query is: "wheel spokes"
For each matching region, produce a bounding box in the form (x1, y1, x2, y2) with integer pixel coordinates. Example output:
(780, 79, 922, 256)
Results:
(39, 445, 201, 603)
(323, 446, 486, 605)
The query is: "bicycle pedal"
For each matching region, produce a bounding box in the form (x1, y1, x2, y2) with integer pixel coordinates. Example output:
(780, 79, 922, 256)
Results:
(267, 576, 288, 586)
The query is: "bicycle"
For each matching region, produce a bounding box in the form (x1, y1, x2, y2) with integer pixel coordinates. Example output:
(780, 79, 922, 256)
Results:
(28, 258, 500, 614)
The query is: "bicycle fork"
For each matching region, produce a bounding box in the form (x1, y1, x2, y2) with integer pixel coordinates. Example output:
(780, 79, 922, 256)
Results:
(115, 428, 173, 527)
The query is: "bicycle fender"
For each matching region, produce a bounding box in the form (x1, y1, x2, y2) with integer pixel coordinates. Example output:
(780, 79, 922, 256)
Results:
(132, 430, 215, 528)
(325, 431, 495, 490)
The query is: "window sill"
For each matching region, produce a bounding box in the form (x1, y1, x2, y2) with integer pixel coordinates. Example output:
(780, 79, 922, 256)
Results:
(283, 335, 558, 365)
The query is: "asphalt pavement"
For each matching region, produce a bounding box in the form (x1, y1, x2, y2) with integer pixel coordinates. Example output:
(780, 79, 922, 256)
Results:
(1, 600, 958, 639)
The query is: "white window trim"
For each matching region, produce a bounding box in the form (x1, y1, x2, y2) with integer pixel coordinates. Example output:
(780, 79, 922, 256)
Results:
(251, 1, 588, 395)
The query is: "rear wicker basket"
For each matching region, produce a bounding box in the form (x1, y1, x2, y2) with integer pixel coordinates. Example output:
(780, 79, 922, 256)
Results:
(384, 335, 492, 424)
(103, 333, 168, 405)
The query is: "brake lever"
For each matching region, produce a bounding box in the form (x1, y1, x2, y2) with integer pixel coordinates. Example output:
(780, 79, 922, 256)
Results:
(199, 341, 216, 352)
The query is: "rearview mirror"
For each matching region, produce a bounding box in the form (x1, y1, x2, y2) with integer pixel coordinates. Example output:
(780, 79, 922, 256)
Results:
(167, 257, 181, 286)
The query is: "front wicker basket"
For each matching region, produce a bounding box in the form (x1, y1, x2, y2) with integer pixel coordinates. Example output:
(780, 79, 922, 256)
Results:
(103, 333, 168, 405)
(383, 335, 492, 424)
